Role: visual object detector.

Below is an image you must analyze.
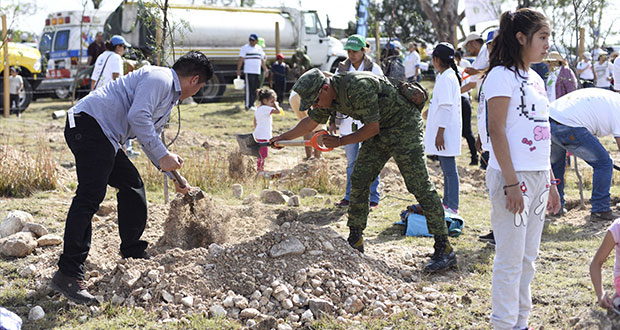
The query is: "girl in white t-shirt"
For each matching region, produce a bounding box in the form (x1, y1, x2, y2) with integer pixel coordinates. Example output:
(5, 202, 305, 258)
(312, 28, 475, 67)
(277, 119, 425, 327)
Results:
(253, 88, 281, 172)
(590, 218, 620, 312)
(90, 35, 127, 91)
(423, 42, 462, 213)
(481, 9, 561, 330)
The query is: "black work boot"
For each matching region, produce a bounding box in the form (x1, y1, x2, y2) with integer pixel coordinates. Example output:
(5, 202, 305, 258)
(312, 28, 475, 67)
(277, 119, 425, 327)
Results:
(424, 235, 457, 273)
(50, 270, 98, 305)
(347, 227, 364, 253)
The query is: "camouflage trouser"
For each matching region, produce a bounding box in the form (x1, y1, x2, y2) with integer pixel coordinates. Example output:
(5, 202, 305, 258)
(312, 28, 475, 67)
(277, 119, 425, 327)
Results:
(347, 115, 448, 236)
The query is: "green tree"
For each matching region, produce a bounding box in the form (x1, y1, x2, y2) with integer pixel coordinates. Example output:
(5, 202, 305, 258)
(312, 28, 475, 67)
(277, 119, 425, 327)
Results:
(365, 0, 436, 44)
(417, 0, 463, 43)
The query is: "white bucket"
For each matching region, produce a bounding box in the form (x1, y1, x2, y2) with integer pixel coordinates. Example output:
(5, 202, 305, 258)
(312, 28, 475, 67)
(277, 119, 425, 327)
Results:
(233, 76, 245, 90)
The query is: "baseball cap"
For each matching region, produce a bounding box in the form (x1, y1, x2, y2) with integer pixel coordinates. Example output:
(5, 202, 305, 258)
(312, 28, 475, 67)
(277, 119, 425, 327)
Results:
(292, 68, 328, 111)
(110, 35, 131, 47)
(583, 52, 592, 60)
(464, 33, 483, 45)
(432, 42, 455, 60)
(276, 53, 285, 60)
(486, 29, 497, 43)
(249, 33, 258, 41)
(344, 34, 366, 51)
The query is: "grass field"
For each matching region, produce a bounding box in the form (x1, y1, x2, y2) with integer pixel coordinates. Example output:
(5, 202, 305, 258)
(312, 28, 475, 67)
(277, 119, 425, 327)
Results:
(1, 85, 620, 329)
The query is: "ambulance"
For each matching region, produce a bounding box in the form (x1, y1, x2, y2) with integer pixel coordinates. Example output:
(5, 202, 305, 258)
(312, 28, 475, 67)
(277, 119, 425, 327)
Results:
(37, 10, 110, 99)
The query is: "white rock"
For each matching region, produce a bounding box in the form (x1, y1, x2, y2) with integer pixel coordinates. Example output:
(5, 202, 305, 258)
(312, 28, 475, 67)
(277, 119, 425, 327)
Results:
(250, 290, 262, 300)
(209, 304, 227, 317)
(141, 291, 152, 301)
(223, 295, 235, 307)
(121, 269, 141, 288)
(282, 299, 294, 310)
(272, 284, 290, 301)
(22, 223, 48, 238)
(239, 308, 260, 319)
(147, 270, 159, 282)
(233, 296, 249, 309)
(28, 305, 45, 321)
(301, 309, 314, 322)
(111, 294, 125, 305)
(278, 324, 293, 330)
(299, 188, 318, 198)
(371, 307, 387, 317)
(19, 264, 36, 277)
(343, 295, 364, 314)
(36, 234, 63, 246)
(161, 290, 174, 303)
(243, 194, 258, 205)
(208, 243, 224, 256)
(287, 195, 300, 207)
(246, 319, 256, 328)
(181, 296, 194, 307)
(322, 241, 334, 251)
(0, 232, 37, 257)
(269, 237, 306, 258)
(1, 210, 31, 237)
(260, 190, 287, 204)
(232, 184, 244, 198)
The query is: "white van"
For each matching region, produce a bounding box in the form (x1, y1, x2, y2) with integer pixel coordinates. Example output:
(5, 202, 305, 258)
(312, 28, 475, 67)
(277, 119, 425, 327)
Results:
(38, 10, 110, 99)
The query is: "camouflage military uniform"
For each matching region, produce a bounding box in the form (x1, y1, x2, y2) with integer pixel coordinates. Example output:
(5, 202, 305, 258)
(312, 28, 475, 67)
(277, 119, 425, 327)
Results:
(291, 48, 312, 77)
(307, 71, 448, 236)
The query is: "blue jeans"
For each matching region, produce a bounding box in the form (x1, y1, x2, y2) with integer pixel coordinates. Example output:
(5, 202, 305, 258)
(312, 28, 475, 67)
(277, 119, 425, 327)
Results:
(438, 156, 459, 211)
(550, 121, 612, 213)
(344, 142, 380, 203)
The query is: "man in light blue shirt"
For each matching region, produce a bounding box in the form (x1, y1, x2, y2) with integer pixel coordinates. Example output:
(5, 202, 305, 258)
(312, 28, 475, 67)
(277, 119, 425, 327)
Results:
(50, 51, 213, 305)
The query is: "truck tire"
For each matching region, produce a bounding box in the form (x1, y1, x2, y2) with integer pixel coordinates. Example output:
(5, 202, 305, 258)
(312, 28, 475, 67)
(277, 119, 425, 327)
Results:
(53, 87, 70, 99)
(0, 79, 33, 111)
(193, 71, 226, 103)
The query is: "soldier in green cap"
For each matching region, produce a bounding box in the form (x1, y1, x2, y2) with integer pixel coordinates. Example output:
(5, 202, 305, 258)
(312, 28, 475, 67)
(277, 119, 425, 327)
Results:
(291, 48, 312, 78)
(271, 68, 457, 273)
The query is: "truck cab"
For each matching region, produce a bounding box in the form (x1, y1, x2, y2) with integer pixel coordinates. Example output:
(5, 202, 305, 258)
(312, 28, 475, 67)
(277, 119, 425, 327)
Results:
(37, 10, 110, 99)
(0, 41, 43, 110)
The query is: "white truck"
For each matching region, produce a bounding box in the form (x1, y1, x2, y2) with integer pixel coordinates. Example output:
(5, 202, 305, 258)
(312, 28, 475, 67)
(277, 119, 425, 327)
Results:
(104, 1, 347, 102)
(37, 10, 111, 99)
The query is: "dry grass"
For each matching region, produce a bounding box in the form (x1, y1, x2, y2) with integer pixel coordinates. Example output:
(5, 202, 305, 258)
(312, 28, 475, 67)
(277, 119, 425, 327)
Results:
(0, 140, 57, 197)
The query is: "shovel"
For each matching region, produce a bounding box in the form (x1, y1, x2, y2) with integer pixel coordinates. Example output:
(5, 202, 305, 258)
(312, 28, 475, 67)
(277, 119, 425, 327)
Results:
(170, 170, 205, 214)
(236, 131, 334, 158)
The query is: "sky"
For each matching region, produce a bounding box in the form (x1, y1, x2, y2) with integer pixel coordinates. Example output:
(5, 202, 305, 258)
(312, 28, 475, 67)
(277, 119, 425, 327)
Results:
(7, 0, 620, 46)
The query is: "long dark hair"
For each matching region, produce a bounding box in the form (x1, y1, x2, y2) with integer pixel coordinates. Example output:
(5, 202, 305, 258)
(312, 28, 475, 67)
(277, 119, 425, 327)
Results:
(488, 8, 548, 78)
(433, 55, 462, 85)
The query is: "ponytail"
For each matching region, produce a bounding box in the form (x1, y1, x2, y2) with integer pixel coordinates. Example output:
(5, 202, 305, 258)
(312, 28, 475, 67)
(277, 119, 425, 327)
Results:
(104, 41, 115, 51)
(488, 8, 548, 79)
(449, 61, 462, 85)
(434, 55, 462, 85)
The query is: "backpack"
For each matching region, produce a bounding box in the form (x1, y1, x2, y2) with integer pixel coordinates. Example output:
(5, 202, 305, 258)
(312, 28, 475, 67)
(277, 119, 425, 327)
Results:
(382, 55, 406, 81)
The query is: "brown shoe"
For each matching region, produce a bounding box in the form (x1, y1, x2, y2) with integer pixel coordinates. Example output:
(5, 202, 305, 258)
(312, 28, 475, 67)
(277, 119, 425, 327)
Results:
(50, 271, 98, 305)
(591, 211, 614, 221)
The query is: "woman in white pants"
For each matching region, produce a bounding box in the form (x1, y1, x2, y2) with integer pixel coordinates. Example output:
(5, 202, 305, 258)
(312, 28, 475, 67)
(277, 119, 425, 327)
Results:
(480, 8, 561, 330)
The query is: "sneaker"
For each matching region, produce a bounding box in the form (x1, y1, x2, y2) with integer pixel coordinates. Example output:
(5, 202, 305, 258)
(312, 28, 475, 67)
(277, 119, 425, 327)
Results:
(478, 231, 495, 245)
(335, 199, 350, 207)
(549, 207, 567, 217)
(469, 157, 478, 166)
(347, 227, 364, 253)
(424, 235, 457, 272)
(50, 270, 98, 305)
(369, 201, 379, 209)
(591, 211, 614, 221)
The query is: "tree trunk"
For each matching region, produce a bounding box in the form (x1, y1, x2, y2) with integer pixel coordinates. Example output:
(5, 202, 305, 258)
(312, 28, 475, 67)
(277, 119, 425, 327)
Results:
(418, 0, 463, 43)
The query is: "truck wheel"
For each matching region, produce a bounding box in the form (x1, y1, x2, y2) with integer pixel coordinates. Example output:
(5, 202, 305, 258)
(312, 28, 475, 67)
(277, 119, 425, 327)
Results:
(193, 71, 225, 103)
(0, 79, 33, 111)
(53, 87, 70, 99)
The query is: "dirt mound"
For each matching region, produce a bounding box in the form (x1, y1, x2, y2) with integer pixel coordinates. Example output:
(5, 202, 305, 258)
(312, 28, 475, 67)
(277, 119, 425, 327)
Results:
(158, 193, 229, 249)
(91, 220, 457, 326)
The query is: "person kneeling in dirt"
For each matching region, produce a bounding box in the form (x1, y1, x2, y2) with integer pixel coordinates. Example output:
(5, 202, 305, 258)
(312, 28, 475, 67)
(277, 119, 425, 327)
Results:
(271, 68, 457, 273)
(50, 51, 214, 305)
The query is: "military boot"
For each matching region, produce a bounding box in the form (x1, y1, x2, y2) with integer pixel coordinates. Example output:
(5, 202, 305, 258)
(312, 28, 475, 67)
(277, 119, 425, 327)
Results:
(50, 270, 99, 305)
(347, 227, 364, 253)
(424, 235, 457, 272)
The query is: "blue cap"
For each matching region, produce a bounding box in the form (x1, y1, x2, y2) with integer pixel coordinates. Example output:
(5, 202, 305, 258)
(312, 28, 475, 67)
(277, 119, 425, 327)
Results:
(249, 33, 258, 41)
(486, 30, 497, 43)
(110, 35, 131, 47)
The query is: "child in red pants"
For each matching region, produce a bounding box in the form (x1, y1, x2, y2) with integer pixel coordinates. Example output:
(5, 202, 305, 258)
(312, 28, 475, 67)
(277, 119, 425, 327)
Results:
(253, 88, 280, 172)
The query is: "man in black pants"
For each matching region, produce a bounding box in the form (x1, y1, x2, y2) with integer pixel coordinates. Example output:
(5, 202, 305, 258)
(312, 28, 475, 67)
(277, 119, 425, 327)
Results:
(50, 51, 213, 305)
(237, 33, 269, 110)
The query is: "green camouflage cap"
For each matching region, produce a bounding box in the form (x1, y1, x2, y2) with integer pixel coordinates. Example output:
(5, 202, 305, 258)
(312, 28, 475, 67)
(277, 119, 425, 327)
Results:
(292, 68, 327, 111)
(344, 34, 366, 51)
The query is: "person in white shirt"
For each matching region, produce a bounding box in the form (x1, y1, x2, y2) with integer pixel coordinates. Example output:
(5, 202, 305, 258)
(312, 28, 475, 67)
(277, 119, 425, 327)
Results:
(550, 88, 620, 221)
(594, 51, 612, 89)
(90, 35, 128, 91)
(253, 88, 281, 173)
(455, 51, 478, 166)
(423, 43, 462, 213)
(613, 54, 620, 92)
(404, 42, 420, 82)
(576, 52, 595, 87)
(8, 67, 23, 117)
(330, 34, 382, 208)
(481, 9, 560, 330)
(237, 33, 269, 110)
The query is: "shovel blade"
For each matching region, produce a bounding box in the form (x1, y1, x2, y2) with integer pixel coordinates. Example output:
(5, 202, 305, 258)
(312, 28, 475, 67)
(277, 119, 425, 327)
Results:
(236, 133, 263, 158)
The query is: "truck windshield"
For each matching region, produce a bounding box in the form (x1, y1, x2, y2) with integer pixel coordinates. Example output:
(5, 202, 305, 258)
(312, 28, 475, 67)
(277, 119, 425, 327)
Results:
(304, 12, 325, 38)
(39, 32, 54, 52)
(54, 30, 70, 51)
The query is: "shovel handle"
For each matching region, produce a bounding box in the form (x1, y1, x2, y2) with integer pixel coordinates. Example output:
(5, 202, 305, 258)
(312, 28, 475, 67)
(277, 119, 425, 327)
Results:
(170, 170, 187, 189)
(273, 131, 334, 152)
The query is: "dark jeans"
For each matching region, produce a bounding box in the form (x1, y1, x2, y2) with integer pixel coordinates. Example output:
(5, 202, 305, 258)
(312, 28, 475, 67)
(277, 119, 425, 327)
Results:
(58, 113, 147, 279)
(245, 73, 260, 109)
(461, 96, 477, 161)
(274, 79, 286, 103)
(9, 94, 20, 114)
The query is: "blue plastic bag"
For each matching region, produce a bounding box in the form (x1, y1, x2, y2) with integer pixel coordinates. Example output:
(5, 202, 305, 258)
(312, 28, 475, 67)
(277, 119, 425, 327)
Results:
(395, 208, 464, 237)
(0, 307, 22, 330)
